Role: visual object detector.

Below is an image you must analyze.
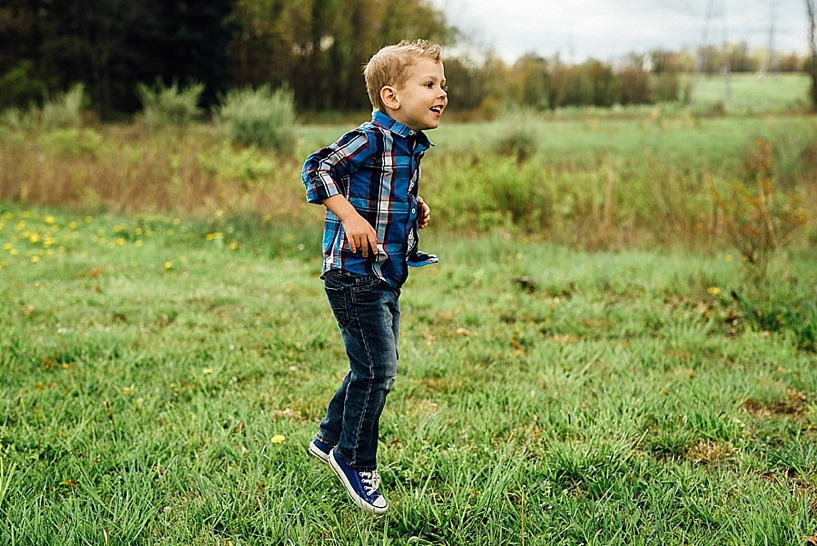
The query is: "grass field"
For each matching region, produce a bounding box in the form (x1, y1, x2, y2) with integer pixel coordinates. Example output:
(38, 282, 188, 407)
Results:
(1, 204, 816, 545)
(688, 73, 811, 115)
(1, 72, 815, 544)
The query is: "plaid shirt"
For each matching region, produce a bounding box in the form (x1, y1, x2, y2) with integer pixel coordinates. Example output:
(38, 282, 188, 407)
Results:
(302, 111, 438, 288)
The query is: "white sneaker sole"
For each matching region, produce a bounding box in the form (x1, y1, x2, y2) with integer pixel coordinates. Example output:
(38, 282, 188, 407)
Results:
(328, 450, 388, 514)
(308, 441, 331, 464)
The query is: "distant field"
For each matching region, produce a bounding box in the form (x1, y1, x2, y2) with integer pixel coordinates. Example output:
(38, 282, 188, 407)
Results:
(688, 73, 811, 114)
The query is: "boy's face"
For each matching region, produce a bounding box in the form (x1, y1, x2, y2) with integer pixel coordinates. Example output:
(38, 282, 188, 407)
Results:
(385, 58, 447, 132)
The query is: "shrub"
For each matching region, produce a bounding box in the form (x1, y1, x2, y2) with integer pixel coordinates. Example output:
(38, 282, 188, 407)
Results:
(0, 107, 39, 131)
(38, 128, 102, 157)
(214, 86, 296, 153)
(491, 107, 540, 162)
(41, 83, 85, 129)
(710, 139, 808, 280)
(136, 79, 204, 127)
(196, 144, 274, 185)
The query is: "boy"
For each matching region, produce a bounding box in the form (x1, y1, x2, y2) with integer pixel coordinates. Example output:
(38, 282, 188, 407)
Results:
(301, 39, 448, 513)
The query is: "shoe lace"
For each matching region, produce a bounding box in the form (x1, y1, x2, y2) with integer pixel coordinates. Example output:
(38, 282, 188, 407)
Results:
(359, 470, 381, 496)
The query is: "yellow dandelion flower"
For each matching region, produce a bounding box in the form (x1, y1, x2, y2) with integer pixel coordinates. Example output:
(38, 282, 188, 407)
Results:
(135, 228, 143, 235)
(69, 221, 77, 229)
(203, 368, 213, 374)
(707, 287, 720, 295)
(45, 216, 55, 224)
(135, 240, 143, 247)
(271, 435, 286, 444)
(179, 255, 187, 262)
(9, 249, 17, 256)
(173, 218, 181, 225)
(31, 256, 40, 263)
(164, 262, 173, 269)
(3, 243, 12, 250)
(229, 242, 237, 250)
(85, 216, 93, 223)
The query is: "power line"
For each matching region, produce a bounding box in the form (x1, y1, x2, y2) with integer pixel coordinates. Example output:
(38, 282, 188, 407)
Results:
(690, 0, 731, 106)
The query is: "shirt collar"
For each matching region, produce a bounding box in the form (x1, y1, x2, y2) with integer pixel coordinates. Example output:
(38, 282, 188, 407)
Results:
(371, 111, 433, 148)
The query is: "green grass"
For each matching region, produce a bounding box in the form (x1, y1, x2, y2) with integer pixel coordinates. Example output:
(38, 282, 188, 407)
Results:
(688, 73, 812, 115)
(1, 204, 816, 545)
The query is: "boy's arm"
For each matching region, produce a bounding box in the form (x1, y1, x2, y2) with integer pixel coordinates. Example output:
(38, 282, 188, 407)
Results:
(322, 195, 378, 257)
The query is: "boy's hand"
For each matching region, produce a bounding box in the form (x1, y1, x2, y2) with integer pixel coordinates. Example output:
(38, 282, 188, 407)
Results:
(418, 196, 431, 229)
(343, 214, 379, 257)
(321, 194, 379, 257)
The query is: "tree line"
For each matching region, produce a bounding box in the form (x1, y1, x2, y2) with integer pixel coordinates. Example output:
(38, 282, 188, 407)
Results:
(0, 0, 810, 119)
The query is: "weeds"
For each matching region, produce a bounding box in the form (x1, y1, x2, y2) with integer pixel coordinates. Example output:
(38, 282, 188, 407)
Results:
(41, 83, 86, 129)
(0, 110, 814, 254)
(710, 139, 808, 280)
(136, 79, 204, 127)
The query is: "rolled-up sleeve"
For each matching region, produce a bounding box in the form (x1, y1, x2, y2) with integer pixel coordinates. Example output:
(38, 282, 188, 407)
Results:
(302, 131, 371, 204)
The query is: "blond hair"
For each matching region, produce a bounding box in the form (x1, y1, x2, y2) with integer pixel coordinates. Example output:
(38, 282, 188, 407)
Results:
(363, 39, 443, 112)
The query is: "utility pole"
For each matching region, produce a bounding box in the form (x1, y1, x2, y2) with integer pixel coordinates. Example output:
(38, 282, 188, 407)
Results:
(689, 0, 730, 108)
(757, 2, 780, 78)
(718, 0, 731, 107)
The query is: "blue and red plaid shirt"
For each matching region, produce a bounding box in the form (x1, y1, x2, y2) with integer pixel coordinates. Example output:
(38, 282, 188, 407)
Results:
(302, 111, 438, 288)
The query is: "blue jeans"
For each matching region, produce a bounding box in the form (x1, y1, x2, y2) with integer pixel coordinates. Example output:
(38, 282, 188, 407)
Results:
(317, 270, 401, 471)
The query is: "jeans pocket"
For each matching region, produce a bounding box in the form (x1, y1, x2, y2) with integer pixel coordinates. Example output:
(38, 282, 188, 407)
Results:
(325, 282, 350, 328)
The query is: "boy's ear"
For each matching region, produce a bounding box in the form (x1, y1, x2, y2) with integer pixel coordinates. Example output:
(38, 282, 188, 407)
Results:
(380, 86, 400, 111)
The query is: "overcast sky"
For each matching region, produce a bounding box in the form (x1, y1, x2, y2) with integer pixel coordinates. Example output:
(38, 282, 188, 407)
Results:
(430, 0, 809, 63)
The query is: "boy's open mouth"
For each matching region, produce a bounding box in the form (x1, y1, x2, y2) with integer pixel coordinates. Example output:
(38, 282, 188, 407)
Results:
(430, 106, 443, 114)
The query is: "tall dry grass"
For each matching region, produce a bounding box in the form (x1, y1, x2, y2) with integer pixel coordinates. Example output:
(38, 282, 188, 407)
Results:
(0, 124, 309, 223)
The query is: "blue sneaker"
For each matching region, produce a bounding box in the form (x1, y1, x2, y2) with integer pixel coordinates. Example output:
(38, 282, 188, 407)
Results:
(308, 437, 332, 464)
(328, 449, 388, 514)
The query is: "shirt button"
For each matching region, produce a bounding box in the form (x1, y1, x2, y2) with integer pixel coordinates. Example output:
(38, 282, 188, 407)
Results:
(411, 208, 416, 214)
